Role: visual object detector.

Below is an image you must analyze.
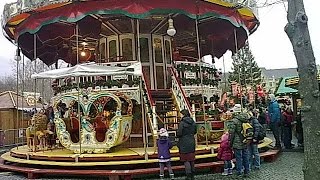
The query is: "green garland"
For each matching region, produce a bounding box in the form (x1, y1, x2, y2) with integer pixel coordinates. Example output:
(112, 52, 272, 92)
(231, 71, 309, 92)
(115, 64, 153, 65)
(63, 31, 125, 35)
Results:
(176, 63, 218, 74)
(180, 77, 219, 86)
(55, 78, 140, 93)
(176, 64, 221, 87)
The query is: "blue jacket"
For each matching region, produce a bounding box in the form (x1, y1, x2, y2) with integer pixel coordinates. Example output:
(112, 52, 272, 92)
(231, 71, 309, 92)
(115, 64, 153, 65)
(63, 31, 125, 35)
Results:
(157, 137, 173, 160)
(268, 100, 281, 123)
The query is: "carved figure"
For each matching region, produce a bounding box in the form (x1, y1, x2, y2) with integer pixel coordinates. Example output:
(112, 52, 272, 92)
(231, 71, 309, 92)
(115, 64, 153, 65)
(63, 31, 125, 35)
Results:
(26, 112, 53, 151)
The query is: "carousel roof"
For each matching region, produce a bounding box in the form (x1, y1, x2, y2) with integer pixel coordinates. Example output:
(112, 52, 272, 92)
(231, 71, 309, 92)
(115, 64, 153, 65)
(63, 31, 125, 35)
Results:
(2, 0, 259, 65)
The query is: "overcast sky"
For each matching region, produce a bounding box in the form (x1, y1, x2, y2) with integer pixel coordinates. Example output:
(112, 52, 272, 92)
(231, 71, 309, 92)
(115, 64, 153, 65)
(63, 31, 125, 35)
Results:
(0, 0, 319, 76)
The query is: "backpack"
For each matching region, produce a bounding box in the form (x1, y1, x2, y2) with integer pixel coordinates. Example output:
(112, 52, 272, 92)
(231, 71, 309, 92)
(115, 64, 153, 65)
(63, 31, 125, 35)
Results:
(257, 122, 266, 141)
(241, 122, 254, 143)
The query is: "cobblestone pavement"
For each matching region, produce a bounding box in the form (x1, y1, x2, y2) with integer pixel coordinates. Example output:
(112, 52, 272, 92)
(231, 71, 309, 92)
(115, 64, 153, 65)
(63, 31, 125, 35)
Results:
(0, 151, 303, 180)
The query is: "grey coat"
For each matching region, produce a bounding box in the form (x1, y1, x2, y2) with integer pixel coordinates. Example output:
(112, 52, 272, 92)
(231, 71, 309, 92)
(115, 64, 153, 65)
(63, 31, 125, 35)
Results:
(177, 116, 197, 154)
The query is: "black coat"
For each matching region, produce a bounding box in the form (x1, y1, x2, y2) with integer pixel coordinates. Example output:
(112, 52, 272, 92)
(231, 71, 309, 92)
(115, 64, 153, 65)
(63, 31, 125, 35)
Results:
(177, 116, 197, 154)
(250, 117, 260, 142)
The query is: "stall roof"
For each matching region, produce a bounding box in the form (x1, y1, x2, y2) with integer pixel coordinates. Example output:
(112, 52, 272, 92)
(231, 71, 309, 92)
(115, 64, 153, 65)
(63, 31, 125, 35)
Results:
(0, 91, 43, 110)
(275, 77, 298, 96)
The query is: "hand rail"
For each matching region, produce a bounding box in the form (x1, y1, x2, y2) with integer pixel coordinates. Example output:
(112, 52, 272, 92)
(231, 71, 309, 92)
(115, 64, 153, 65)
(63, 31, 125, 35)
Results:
(141, 71, 155, 106)
(169, 67, 192, 115)
(141, 71, 157, 132)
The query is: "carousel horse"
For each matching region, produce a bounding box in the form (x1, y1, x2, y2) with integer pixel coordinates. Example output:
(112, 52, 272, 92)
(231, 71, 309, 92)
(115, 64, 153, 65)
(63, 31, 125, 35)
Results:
(26, 112, 53, 151)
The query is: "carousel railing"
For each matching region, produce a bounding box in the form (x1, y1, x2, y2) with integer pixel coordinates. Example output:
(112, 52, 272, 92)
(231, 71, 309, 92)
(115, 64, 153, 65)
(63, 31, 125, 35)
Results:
(141, 71, 156, 128)
(169, 67, 193, 117)
(174, 61, 221, 87)
(141, 71, 158, 148)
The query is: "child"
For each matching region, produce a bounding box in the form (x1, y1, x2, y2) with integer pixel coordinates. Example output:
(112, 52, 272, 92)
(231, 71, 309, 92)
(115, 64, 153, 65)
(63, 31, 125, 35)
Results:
(157, 128, 174, 180)
(217, 131, 233, 176)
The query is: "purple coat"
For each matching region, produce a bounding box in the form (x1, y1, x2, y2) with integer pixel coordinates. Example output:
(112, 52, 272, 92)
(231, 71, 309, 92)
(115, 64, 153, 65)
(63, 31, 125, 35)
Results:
(157, 137, 173, 160)
(217, 133, 233, 161)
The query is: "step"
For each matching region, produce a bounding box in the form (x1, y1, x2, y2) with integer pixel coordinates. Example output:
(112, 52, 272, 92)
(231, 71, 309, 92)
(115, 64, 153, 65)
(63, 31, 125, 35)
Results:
(0, 149, 280, 179)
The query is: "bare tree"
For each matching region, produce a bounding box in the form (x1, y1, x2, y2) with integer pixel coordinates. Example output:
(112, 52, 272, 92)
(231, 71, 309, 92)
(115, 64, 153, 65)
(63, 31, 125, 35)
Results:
(0, 75, 16, 92)
(11, 58, 54, 102)
(285, 0, 320, 179)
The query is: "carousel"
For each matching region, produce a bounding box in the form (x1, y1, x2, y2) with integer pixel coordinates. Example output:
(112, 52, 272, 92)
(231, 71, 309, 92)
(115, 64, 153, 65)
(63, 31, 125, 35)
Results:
(0, 0, 273, 179)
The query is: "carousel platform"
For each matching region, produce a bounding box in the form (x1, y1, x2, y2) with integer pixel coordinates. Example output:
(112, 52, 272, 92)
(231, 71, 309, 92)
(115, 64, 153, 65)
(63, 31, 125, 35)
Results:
(0, 138, 277, 179)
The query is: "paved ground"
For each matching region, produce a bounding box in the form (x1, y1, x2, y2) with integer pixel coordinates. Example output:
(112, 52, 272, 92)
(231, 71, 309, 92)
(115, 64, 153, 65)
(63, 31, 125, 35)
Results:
(0, 132, 304, 180)
(0, 151, 304, 180)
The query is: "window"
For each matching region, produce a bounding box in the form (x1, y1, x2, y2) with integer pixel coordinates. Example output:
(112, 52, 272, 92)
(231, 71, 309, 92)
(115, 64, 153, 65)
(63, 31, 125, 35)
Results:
(121, 38, 133, 60)
(154, 38, 163, 63)
(140, 38, 149, 63)
(109, 40, 117, 62)
(165, 40, 171, 64)
(269, 82, 273, 87)
(142, 66, 151, 89)
(156, 66, 165, 89)
(99, 42, 106, 60)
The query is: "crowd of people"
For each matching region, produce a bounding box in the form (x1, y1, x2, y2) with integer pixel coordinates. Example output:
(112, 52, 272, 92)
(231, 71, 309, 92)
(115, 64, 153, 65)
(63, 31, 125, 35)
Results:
(157, 93, 304, 179)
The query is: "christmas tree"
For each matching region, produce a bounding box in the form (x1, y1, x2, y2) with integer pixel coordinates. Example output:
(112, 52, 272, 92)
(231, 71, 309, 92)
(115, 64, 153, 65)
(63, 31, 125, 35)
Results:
(228, 42, 262, 88)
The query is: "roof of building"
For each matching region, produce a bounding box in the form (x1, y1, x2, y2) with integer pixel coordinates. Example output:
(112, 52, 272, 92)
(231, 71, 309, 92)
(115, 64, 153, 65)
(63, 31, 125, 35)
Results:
(0, 91, 43, 110)
(260, 67, 298, 79)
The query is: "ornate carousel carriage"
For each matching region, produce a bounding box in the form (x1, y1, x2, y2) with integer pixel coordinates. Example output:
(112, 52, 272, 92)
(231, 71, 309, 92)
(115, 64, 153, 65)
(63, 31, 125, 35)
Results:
(0, 0, 272, 178)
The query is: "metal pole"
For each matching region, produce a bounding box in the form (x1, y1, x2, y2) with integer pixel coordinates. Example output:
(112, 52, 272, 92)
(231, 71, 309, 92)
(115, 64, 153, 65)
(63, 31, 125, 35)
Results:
(222, 55, 228, 110)
(250, 62, 255, 109)
(16, 47, 19, 149)
(137, 19, 148, 160)
(222, 55, 227, 91)
(33, 34, 37, 152)
(195, 17, 208, 147)
(76, 23, 82, 154)
(234, 29, 243, 111)
(22, 54, 25, 147)
(42, 62, 45, 105)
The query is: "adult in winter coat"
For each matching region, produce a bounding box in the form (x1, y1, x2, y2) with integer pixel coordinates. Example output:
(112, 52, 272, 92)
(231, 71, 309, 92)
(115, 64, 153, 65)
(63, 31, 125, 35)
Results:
(177, 109, 197, 180)
(249, 116, 261, 170)
(267, 94, 281, 148)
(282, 107, 294, 149)
(229, 113, 250, 177)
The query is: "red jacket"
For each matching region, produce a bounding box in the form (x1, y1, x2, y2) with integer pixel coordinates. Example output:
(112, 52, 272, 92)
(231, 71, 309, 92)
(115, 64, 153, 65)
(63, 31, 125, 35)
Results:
(282, 111, 293, 126)
(217, 133, 233, 161)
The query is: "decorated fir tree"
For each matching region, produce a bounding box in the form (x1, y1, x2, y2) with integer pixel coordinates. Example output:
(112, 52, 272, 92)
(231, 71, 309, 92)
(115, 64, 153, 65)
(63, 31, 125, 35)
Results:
(228, 42, 262, 88)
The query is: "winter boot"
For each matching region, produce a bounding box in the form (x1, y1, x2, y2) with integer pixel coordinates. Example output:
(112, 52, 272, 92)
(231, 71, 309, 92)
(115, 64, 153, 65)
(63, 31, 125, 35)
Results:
(185, 174, 192, 180)
(160, 174, 164, 180)
(191, 173, 195, 180)
(228, 168, 233, 175)
(222, 168, 228, 176)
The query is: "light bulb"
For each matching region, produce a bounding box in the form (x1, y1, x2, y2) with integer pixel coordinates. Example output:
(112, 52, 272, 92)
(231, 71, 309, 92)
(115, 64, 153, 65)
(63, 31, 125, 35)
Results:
(167, 18, 176, 36)
(80, 51, 86, 57)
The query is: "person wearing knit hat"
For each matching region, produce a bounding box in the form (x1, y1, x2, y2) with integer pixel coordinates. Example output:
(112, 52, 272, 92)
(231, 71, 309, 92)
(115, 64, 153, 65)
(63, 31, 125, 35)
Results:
(159, 128, 169, 137)
(157, 128, 174, 180)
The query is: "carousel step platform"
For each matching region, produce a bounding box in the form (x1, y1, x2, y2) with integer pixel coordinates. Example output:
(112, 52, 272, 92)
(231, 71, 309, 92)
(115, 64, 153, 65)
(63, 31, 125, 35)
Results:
(260, 149, 280, 162)
(0, 149, 280, 179)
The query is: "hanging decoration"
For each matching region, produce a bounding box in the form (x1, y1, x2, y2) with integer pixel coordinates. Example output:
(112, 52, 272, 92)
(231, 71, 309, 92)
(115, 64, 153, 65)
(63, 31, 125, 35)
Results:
(176, 63, 221, 86)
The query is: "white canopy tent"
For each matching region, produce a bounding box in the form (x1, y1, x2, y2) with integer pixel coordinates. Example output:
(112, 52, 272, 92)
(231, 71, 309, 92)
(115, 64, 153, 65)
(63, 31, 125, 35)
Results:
(31, 62, 142, 79)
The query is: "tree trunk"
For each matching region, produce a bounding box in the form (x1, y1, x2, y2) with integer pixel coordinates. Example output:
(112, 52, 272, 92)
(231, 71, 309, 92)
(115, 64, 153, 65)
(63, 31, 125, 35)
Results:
(285, 0, 320, 179)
